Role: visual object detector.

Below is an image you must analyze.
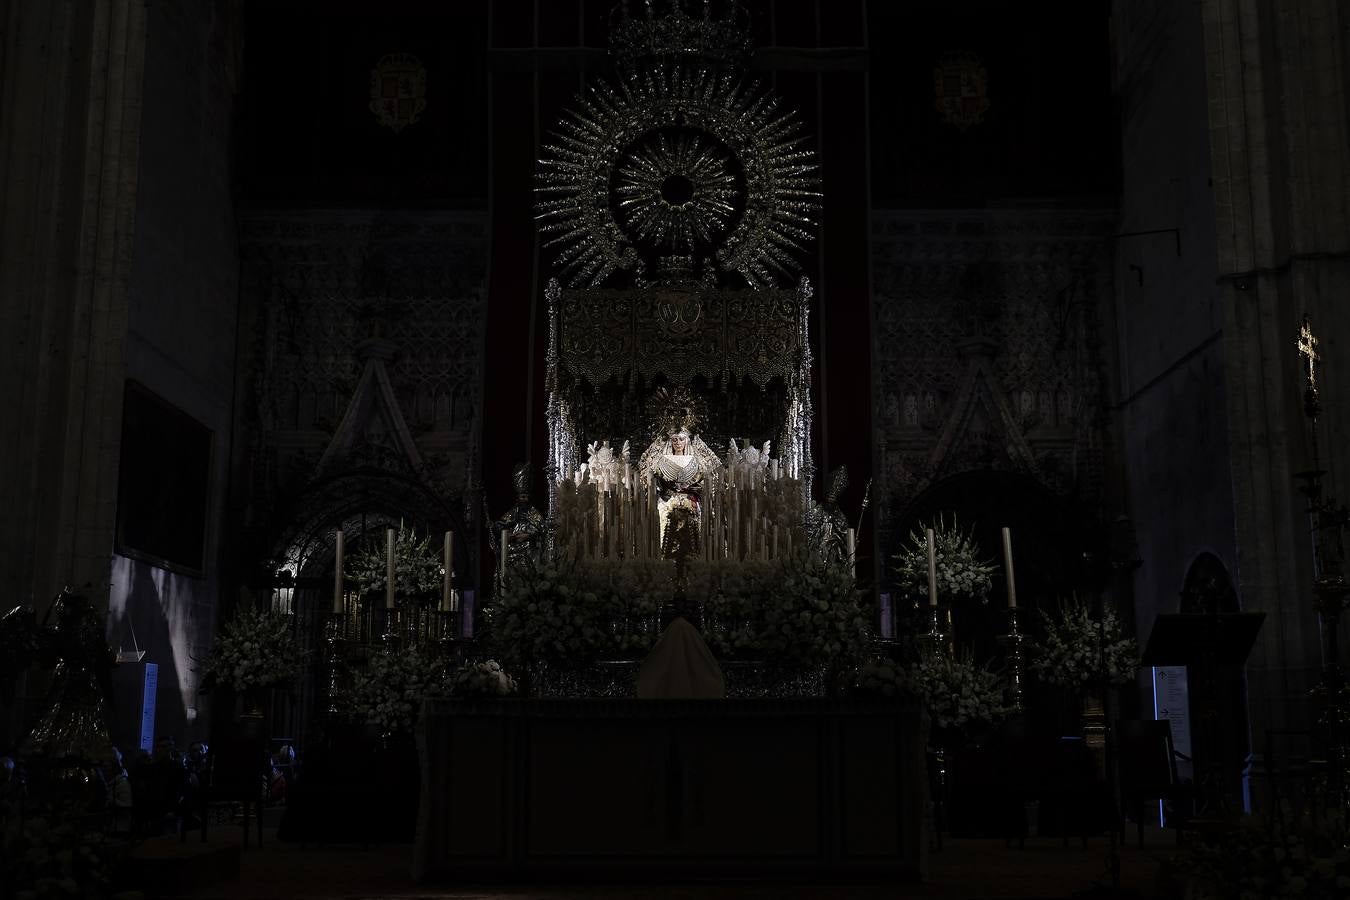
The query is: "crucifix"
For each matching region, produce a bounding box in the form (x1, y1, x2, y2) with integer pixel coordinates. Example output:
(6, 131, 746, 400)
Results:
(1298, 314, 1321, 393)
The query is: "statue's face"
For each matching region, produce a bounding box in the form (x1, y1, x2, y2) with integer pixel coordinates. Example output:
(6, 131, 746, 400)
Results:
(670, 433, 689, 454)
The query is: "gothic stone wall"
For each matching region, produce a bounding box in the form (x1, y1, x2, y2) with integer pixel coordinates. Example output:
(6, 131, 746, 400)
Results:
(235, 212, 487, 570)
(1110, 0, 1238, 680)
(107, 0, 245, 747)
(870, 209, 1116, 574)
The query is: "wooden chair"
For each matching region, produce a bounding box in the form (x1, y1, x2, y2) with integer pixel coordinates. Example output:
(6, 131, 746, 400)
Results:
(199, 738, 268, 848)
(1117, 719, 1192, 846)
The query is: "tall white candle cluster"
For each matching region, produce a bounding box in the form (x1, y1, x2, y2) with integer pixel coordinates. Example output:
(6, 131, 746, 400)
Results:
(556, 453, 801, 564)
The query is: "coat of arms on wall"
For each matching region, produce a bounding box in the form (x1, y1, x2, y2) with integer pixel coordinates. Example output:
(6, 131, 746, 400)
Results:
(933, 51, 990, 131)
(369, 53, 427, 133)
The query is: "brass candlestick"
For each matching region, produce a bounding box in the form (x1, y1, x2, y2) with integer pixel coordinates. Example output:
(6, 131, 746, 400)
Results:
(997, 607, 1027, 714)
(1296, 314, 1350, 816)
(382, 606, 401, 653)
(325, 613, 344, 716)
(921, 604, 953, 659)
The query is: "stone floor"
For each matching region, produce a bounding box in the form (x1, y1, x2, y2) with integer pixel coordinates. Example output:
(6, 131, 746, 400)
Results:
(144, 823, 1178, 900)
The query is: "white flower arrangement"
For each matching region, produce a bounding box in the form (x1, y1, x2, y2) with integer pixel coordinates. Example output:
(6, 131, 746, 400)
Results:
(448, 659, 518, 698)
(348, 525, 445, 607)
(908, 650, 1009, 731)
(740, 551, 873, 670)
(892, 515, 996, 604)
(347, 647, 445, 736)
(202, 607, 302, 693)
(483, 551, 872, 677)
(483, 557, 611, 670)
(1030, 599, 1139, 690)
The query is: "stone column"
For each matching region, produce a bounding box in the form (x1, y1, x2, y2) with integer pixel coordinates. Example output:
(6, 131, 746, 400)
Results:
(0, 0, 149, 609)
(1202, 0, 1350, 754)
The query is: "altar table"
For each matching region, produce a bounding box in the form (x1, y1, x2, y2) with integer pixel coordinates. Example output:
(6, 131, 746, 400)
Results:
(414, 697, 927, 882)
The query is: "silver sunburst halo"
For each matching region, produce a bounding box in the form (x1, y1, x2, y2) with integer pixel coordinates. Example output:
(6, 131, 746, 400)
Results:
(613, 130, 740, 254)
(536, 65, 820, 288)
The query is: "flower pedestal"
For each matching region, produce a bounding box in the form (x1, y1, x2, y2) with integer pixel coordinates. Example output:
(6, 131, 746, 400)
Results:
(1080, 694, 1106, 750)
(235, 687, 274, 738)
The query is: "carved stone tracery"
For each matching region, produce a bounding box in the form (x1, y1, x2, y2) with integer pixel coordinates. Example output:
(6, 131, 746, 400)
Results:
(870, 209, 1114, 558)
(236, 212, 488, 574)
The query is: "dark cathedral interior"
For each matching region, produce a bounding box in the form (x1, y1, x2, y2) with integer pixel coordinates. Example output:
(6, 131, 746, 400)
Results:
(3, 0, 1349, 897)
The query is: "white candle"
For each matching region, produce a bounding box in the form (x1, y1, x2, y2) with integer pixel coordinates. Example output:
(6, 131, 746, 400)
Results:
(500, 527, 510, 585)
(442, 531, 454, 613)
(333, 530, 345, 615)
(1002, 526, 1017, 609)
(926, 527, 938, 607)
(732, 488, 741, 560)
(846, 527, 857, 578)
(385, 527, 396, 610)
(771, 459, 779, 480)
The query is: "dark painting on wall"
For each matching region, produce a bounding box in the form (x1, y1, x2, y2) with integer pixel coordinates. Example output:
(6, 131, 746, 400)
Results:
(114, 381, 213, 575)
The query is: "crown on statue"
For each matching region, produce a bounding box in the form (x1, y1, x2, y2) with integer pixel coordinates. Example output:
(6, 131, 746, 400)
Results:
(648, 385, 706, 439)
(608, 0, 754, 68)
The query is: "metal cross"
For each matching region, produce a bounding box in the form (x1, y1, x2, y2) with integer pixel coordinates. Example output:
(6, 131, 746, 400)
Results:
(1299, 314, 1321, 391)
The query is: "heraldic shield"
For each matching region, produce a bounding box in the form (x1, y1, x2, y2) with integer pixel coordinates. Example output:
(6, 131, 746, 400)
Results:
(369, 52, 427, 133)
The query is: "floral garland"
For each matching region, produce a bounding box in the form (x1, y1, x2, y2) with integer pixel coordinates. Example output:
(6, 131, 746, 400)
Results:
(448, 660, 518, 698)
(348, 526, 445, 607)
(1030, 599, 1139, 690)
(202, 608, 303, 693)
(907, 650, 1008, 731)
(892, 514, 996, 604)
(346, 647, 446, 737)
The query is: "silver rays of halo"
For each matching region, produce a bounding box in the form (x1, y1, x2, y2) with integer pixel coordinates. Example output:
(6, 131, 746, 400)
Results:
(536, 65, 821, 289)
(613, 130, 740, 254)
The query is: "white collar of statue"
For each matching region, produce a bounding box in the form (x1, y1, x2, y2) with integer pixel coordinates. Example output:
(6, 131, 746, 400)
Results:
(655, 448, 699, 481)
(639, 430, 721, 485)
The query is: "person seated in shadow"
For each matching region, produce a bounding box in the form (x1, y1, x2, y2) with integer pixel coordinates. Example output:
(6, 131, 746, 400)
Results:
(175, 741, 210, 832)
(130, 734, 187, 835)
(100, 746, 133, 833)
(0, 755, 22, 829)
(268, 745, 295, 804)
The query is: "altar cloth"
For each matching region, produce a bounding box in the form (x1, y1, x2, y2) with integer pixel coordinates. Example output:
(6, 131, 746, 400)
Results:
(414, 697, 927, 882)
(636, 618, 725, 699)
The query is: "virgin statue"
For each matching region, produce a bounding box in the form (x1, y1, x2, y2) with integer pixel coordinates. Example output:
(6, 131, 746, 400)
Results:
(638, 417, 721, 561)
